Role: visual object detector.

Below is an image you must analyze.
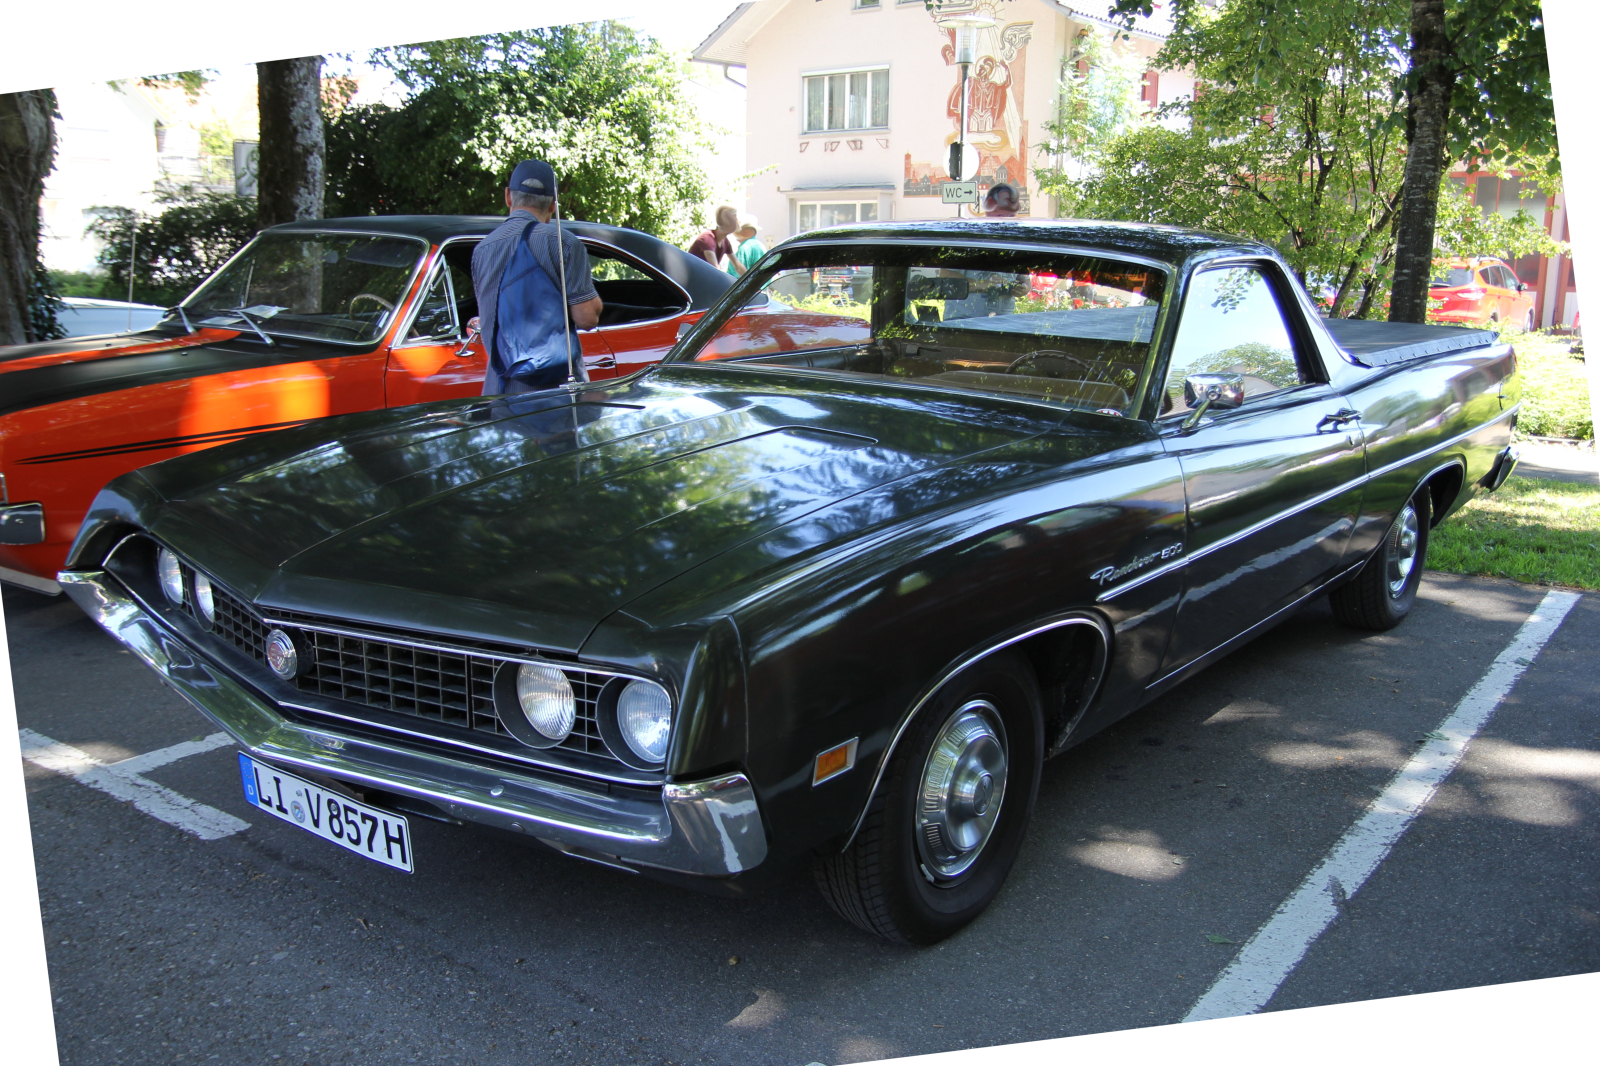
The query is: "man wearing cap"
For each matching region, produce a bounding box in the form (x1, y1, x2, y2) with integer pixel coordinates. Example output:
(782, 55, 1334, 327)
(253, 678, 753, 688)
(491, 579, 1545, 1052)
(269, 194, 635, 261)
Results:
(470, 159, 603, 394)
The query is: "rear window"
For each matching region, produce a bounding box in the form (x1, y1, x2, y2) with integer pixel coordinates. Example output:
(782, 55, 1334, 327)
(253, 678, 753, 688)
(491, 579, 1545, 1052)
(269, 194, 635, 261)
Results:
(1430, 267, 1474, 288)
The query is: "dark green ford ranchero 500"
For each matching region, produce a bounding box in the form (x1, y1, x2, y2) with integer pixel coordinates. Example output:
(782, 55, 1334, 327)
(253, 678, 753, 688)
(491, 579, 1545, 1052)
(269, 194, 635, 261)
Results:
(60, 220, 1520, 943)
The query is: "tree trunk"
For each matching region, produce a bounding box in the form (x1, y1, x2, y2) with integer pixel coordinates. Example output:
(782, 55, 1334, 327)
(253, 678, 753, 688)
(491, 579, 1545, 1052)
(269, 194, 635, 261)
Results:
(256, 57, 325, 229)
(0, 90, 57, 345)
(1388, 0, 1454, 324)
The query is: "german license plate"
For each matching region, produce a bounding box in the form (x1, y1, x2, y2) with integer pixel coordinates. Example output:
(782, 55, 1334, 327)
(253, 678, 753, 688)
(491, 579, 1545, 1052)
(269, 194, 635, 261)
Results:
(239, 753, 414, 873)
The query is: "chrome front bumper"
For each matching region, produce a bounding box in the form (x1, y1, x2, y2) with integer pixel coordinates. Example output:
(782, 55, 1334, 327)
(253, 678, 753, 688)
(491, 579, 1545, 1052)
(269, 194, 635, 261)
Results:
(58, 570, 768, 878)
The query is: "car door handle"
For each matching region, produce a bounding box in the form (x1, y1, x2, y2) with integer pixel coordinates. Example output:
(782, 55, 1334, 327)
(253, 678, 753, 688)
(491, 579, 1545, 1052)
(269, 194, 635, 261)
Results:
(1318, 409, 1361, 431)
(590, 356, 616, 369)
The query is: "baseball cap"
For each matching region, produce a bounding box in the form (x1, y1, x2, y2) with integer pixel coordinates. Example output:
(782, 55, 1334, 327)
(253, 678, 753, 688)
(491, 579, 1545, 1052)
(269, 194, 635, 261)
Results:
(508, 159, 557, 196)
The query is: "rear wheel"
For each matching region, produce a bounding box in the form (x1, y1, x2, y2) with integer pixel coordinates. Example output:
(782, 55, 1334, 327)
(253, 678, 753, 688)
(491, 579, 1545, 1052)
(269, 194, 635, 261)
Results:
(814, 652, 1043, 944)
(1330, 487, 1431, 630)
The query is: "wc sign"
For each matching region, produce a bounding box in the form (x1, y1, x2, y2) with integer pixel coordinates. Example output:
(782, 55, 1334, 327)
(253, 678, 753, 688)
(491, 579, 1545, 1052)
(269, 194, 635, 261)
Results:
(940, 181, 979, 204)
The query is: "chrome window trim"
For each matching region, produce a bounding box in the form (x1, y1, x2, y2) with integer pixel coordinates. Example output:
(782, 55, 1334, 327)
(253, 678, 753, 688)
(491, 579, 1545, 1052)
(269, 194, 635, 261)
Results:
(583, 236, 693, 333)
(180, 228, 433, 350)
(841, 612, 1111, 851)
(392, 235, 479, 348)
(1096, 403, 1516, 602)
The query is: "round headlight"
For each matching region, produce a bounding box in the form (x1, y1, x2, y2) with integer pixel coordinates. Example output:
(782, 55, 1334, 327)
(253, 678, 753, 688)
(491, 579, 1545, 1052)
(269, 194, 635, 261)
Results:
(516, 663, 575, 742)
(617, 681, 672, 764)
(192, 572, 216, 627)
(156, 548, 185, 605)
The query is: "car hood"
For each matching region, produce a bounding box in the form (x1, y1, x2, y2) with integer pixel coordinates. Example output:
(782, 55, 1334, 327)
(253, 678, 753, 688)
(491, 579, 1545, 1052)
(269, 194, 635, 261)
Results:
(149, 366, 1074, 652)
(0, 327, 371, 418)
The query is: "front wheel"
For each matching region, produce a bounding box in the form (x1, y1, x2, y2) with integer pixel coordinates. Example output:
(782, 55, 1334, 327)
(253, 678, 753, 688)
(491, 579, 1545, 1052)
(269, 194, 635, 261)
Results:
(814, 652, 1043, 944)
(1330, 487, 1431, 630)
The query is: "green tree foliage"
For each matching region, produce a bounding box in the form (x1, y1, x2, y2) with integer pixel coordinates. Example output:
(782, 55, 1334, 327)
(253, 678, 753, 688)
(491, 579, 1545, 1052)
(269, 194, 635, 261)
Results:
(1034, 25, 1150, 214)
(1107, 0, 1556, 322)
(88, 186, 259, 307)
(1432, 172, 1567, 264)
(1069, 0, 1410, 318)
(325, 23, 716, 244)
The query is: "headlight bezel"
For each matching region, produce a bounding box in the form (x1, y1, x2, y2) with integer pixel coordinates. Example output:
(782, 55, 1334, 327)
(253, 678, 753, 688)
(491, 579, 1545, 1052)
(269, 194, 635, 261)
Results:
(156, 547, 185, 606)
(492, 661, 577, 748)
(191, 571, 217, 629)
(597, 677, 674, 769)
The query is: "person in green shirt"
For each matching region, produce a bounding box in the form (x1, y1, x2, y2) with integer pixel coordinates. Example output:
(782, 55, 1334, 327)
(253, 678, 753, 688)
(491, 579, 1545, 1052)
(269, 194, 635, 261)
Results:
(727, 217, 766, 277)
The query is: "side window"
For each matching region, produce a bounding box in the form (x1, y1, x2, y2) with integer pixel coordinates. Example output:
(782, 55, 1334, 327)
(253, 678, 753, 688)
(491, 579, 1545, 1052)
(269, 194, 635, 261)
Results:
(405, 244, 475, 341)
(1160, 265, 1306, 417)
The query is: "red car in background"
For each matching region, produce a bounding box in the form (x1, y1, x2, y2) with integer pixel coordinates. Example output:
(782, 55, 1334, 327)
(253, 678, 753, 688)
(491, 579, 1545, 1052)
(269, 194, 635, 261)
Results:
(0, 215, 732, 595)
(1430, 256, 1535, 331)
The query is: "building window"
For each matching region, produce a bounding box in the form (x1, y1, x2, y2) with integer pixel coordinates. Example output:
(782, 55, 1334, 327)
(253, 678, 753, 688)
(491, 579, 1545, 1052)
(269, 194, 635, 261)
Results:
(855, 0, 881, 7)
(797, 201, 881, 233)
(803, 68, 889, 132)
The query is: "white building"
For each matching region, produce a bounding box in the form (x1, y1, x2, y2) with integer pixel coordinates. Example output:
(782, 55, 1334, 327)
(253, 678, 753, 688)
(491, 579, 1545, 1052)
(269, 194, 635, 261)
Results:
(692, 0, 1188, 240)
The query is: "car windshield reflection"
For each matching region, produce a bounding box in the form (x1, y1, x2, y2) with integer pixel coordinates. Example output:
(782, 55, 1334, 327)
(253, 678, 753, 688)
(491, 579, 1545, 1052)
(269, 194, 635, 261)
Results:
(673, 244, 1168, 416)
(179, 231, 428, 345)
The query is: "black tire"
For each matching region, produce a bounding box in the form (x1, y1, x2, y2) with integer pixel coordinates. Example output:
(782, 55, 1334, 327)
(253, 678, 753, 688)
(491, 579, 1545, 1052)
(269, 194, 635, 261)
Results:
(814, 651, 1043, 944)
(1330, 486, 1432, 630)
(1524, 308, 1535, 332)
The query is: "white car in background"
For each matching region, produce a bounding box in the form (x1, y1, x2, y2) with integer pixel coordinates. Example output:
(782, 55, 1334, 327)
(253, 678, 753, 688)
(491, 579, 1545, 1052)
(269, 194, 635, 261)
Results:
(54, 296, 167, 338)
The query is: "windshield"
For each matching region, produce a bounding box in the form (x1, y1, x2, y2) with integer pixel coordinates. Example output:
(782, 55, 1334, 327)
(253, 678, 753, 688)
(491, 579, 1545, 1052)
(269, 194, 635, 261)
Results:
(672, 244, 1168, 416)
(181, 231, 428, 344)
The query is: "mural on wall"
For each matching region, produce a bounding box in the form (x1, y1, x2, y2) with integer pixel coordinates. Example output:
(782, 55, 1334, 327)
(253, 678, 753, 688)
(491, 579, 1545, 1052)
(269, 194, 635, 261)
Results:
(903, 5, 1033, 215)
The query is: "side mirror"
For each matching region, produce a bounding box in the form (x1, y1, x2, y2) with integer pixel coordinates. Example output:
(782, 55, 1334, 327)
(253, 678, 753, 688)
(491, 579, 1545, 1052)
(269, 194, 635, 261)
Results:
(676, 319, 696, 341)
(1181, 372, 1245, 430)
(455, 316, 481, 356)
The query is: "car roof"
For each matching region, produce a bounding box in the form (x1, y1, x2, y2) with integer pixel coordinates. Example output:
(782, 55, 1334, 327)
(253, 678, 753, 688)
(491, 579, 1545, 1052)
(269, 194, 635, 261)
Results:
(777, 218, 1271, 268)
(264, 215, 733, 309)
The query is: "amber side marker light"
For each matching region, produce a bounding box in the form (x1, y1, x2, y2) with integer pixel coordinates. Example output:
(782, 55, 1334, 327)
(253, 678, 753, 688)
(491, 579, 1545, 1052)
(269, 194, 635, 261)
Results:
(813, 738, 859, 787)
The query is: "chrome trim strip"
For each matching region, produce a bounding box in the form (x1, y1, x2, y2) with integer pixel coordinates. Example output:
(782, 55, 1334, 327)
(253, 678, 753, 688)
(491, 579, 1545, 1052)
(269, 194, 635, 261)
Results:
(0, 564, 60, 596)
(57, 569, 766, 877)
(1097, 403, 1519, 603)
(841, 613, 1110, 852)
(1095, 554, 1190, 602)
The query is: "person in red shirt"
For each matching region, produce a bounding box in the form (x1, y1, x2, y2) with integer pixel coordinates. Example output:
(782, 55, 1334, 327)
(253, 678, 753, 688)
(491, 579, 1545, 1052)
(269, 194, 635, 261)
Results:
(688, 206, 739, 269)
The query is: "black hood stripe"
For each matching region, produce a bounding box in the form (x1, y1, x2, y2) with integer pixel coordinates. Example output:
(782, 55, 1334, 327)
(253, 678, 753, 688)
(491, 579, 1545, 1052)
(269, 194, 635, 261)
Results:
(20, 417, 315, 465)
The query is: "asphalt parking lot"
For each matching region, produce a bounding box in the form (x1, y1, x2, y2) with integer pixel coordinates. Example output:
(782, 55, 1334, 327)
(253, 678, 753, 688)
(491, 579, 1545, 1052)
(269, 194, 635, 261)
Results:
(9, 571, 1598, 1066)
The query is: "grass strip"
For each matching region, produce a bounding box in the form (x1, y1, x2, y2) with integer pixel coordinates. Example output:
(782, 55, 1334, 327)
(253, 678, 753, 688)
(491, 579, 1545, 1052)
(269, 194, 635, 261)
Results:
(1501, 327, 1592, 440)
(1431, 474, 1600, 590)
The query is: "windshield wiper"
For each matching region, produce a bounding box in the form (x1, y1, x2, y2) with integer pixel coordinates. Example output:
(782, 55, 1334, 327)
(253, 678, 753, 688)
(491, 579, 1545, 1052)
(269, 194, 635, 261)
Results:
(215, 307, 276, 347)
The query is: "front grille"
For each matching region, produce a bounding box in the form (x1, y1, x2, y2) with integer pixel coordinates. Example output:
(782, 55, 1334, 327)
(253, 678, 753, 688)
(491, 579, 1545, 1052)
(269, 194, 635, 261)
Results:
(204, 582, 619, 762)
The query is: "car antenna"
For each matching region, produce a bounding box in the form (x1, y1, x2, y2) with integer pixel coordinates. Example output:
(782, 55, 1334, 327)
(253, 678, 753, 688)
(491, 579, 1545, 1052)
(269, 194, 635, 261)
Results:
(553, 174, 581, 387)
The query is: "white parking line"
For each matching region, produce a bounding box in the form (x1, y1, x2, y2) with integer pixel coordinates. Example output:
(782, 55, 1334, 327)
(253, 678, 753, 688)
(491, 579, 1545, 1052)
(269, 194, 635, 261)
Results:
(19, 729, 249, 841)
(1184, 589, 1582, 1022)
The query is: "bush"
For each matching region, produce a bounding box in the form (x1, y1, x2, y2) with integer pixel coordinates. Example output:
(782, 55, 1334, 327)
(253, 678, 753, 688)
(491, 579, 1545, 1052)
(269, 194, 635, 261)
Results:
(88, 186, 258, 307)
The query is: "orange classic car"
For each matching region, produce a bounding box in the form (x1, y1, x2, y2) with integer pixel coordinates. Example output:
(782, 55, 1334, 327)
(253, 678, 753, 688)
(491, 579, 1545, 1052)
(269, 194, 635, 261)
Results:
(0, 215, 733, 594)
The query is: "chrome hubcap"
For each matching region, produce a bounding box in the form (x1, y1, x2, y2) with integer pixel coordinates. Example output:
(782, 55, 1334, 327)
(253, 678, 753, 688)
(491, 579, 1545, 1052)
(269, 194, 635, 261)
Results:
(1386, 503, 1420, 597)
(916, 700, 1008, 883)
